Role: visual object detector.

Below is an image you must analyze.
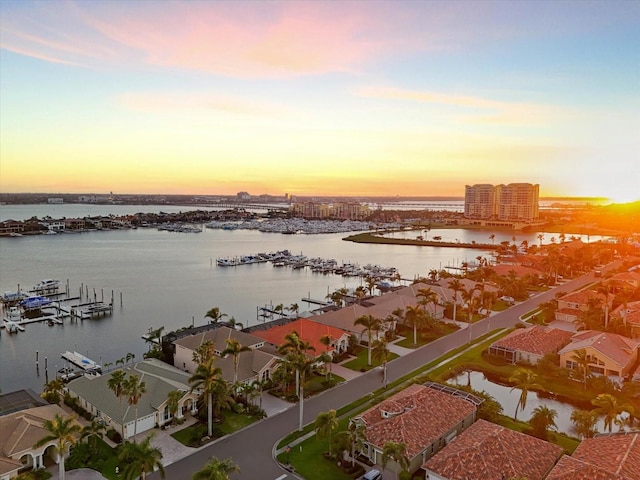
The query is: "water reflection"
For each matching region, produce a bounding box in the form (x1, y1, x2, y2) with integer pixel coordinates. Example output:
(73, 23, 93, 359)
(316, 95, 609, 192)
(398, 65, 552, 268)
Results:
(450, 371, 617, 436)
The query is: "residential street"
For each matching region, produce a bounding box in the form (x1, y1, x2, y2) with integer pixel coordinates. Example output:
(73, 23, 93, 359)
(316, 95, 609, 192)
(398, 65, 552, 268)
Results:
(150, 267, 609, 480)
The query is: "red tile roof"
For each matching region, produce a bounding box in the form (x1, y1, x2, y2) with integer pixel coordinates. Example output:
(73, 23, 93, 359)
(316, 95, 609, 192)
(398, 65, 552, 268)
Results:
(546, 433, 640, 480)
(558, 290, 607, 306)
(490, 326, 573, 356)
(251, 318, 349, 354)
(356, 384, 476, 459)
(612, 301, 640, 327)
(422, 419, 563, 480)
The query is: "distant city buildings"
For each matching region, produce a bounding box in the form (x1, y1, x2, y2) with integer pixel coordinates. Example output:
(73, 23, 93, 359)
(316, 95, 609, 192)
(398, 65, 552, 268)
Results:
(291, 201, 371, 220)
(464, 183, 539, 226)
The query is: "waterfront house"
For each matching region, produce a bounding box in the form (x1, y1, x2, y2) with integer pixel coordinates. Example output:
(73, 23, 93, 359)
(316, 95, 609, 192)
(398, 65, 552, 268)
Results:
(558, 330, 640, 381)
(0, 220, 24, 236)
(0, 404, 78, 479)
(251, 318, 351, 357)
(546, 432, 640, 480)
(488, 326, 574, 365)
(555, 289, 610, 324)
(421, 419, 563, 480)
(65, 358, 198, 440)
(351, 383, 479, 476)
(172, 326, 279, 385)
(608, 271, 640, 290)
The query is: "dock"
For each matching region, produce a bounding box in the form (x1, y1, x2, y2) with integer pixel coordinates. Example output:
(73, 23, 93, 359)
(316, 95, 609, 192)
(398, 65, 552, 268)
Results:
(61, 351, 102, 373)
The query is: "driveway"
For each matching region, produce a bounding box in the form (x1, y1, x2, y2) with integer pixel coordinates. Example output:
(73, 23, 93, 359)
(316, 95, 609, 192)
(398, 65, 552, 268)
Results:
(149, 267, 611, 480)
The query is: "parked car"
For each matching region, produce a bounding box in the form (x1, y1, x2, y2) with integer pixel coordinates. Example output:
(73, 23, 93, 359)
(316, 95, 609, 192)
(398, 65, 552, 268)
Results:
(361, 469, 382, 480)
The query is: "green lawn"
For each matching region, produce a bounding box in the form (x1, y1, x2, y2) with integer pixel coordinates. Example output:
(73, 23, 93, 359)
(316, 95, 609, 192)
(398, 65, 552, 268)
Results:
(278, 418, 354, 480)
(394, 323, 459, 349)
(171, 409, 263, 446)
(341, 348, 399, 371)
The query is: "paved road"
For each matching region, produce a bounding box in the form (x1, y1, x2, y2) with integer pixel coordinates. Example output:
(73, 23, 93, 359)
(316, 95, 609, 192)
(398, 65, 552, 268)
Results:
(151, 267, 612, 480)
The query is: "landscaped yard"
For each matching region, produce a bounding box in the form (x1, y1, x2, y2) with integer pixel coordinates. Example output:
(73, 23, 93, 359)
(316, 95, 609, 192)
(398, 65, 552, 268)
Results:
(171, 409, 264, 446)
(341, 348, 399, 372)
(394, 322, 459, 348)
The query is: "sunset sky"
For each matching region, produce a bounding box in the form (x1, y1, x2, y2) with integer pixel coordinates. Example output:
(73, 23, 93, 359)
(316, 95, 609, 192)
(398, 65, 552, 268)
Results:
(1, 0, 638, 201)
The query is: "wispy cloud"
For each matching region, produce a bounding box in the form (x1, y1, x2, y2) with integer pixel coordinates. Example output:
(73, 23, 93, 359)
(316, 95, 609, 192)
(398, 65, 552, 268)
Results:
(118, 91, 293, 119)
(356, 85, 566, 126)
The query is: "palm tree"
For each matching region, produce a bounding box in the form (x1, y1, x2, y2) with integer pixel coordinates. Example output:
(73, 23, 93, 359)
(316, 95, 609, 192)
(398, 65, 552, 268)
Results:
(489, 234, 496, 245)
(404, 304, 424, 347)
(447, 278, 463, 321)
(193, 340, 216, 364)
(529, 405, 558, 439)
(221, 338, 252, 388)
(118, 435, 165, 480)
(336, 421, 366, 467)
(144, 326, 164, 352)
(205, 307, 227, 324)
(570, 349, 591, 389)
(365, 275, 378, 296)
(381, 441, 409, 480)
(41, 377, 65, 404)
(372, 338, 390, 388)
(80, 419, 106, 454)
(278, 331, 315, 396)
(509, 368, 542, 420)
(591, 393, 635, 432)
(225, 317, 243, 330)
(251, 377, 270, 410)
(273, 303, 285, 318)
(166, 389, 184, 425)
(107, 369, 127, 440)
(34, 413, 82, 480)
(292, 354, 316, 432)
(319, 334, 333, 379)
(288, 303, 299, 317)
(192, 456, 240, 480)
(570, 409, 598, 439)
(417, 287, 438, 316)
(537, 233, 545, 247)
(123, 373, 147, 441)
(189, 356, 223, 437)
(314, 409, 339, 456)
(596, 281, 614, 328)
(354, 314, 382, 366)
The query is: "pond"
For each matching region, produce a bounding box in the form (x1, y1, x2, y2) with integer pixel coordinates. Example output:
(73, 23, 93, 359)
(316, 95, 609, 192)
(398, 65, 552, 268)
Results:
(449, 371, 626, 436)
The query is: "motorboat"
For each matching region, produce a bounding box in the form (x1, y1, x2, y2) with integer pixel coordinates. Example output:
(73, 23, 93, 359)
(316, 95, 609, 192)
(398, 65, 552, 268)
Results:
(3, 320, 25, 333)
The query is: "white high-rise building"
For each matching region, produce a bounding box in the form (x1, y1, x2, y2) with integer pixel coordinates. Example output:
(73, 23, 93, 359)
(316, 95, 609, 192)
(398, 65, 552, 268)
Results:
(464, 184, 496, 219)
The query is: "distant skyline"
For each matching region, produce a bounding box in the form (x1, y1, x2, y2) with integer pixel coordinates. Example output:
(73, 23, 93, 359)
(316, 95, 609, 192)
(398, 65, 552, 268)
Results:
(1, 1, 638, 202)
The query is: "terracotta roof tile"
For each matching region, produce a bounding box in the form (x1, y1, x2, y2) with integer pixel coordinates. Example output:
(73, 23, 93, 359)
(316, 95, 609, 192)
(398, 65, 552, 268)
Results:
(251, 318, 350, 354)
(422, 419, 563, 480)
(547, 433, 640, 480)
(490, 326, 573, 356)
(558, 330, 640, 369)
(356, 384, 476, 459)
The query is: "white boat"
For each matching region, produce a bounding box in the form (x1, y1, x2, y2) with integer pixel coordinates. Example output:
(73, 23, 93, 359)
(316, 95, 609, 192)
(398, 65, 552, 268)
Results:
(30, 279, 61, 295)
(3, 306, 22, 323)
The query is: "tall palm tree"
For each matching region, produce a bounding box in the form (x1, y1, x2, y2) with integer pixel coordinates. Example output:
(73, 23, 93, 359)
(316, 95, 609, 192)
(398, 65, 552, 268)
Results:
(319, 334, 333, 379)
(205, 307, 227, 324)
(192, 456, 240, 480)
(288, 303, 299, 317)
(34, 413, 81, 480)
(529, 405, 558, 440)
(166, 389, 184, 425)
(354, 314, 382, 366)
(570, 349, 592, 389)
(596, 281, 614, 328)
(570, 409, 598, 439)
(382, 441, 409, 480)
(107, 369, 127, 440)
(225, 317, 243, 330)
(404, 304, 424, 347)
(509, 368, 542, 420)
(489, 233, 496, 245)
(123, 373, 147, 441)
(591, 393, 635, 433)
(278, 331, 315, 396)
(189, 356, 223, 437)
(447, 278, 463, 321)
(314, 409, 339, 456)
(118, 435, 165, 480)
(336, 421, 366, 467)
(372, 338, 390, 388)
(417, 287, 438, 316)
(221, 338, 252, 388)
(292, 354, 316, 432)
(193, 340, 216, 364)
(251, 377, 270, 410)
(365, 275, 378, 296)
